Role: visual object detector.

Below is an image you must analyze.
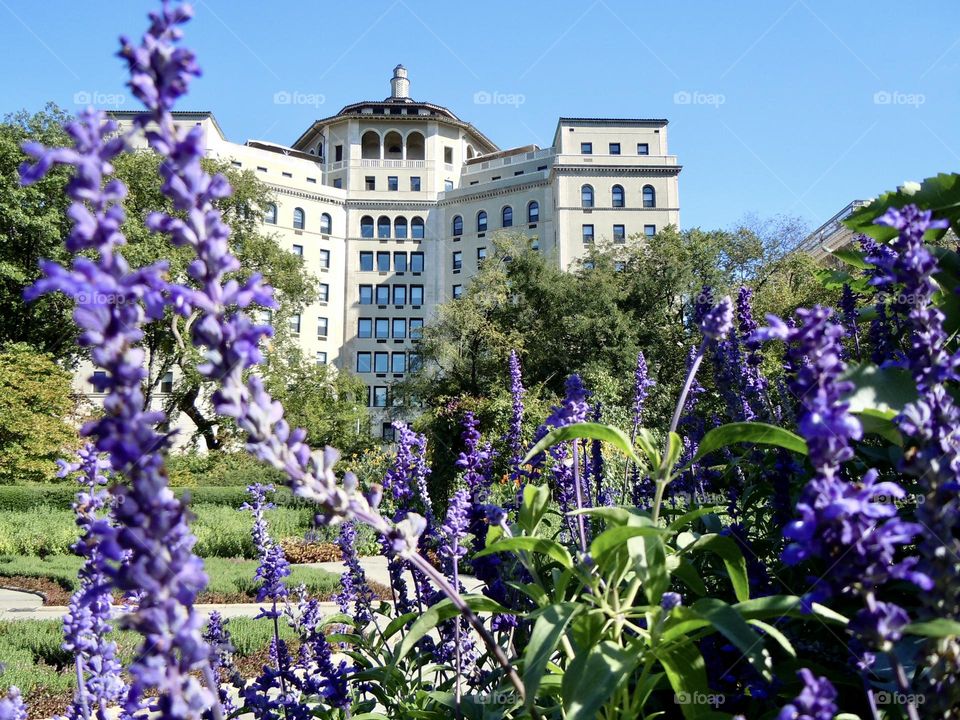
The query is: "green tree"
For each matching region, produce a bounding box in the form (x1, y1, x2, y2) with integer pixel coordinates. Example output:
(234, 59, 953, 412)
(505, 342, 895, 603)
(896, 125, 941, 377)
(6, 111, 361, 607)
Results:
(0, 343, 78, 483)
(261, 348, 373, 457)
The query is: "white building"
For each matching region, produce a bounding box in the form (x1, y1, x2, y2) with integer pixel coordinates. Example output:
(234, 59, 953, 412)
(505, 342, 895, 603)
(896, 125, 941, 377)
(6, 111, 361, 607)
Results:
(90, 66, 681, 443)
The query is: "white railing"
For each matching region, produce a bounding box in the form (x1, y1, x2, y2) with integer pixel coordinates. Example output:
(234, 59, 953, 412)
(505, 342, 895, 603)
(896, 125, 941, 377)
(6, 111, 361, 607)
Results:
(359, 159, 426, 168)
(463, 147, 555, 174)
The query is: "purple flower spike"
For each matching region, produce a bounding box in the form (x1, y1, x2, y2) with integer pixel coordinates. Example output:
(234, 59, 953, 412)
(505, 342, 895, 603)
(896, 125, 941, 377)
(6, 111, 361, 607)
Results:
(776, 669, 837, 720)
(700, 296, 734, 341)
(0, 688, 27, 720)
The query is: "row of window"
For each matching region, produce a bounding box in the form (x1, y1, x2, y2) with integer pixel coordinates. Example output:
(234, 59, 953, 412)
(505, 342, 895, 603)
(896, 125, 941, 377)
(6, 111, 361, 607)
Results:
(359, 251, 425, 273)
(290, 245, 331, 269)
(265, 205, 333, 233)
(357, 351, 420, 375)
(359, 215, 426, 239)
(289, 314, 331, 338)
(358, 284, 424, 306)
(580, 142, 650, 156)
(363, 175, 422, 192)
(581, 184, 655, 209)
(451, 202, 539, 236)
(582, 224, 656, 243)
(358, 317, 424, 340)
(92, 370, 173, 393)
(452, 248, 486, 270)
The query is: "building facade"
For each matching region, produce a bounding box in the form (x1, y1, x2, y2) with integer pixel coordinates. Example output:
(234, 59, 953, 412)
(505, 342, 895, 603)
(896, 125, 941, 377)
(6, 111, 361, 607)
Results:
(91, 66, 681, 443)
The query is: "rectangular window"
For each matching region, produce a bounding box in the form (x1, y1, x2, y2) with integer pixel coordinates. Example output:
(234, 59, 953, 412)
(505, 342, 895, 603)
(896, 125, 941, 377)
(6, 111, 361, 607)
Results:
(307, 177, 316, 184)
(317, 317, 328, 338)
(282, 171, 293, 178)
(644, 224, 656, 237)
(392, 318, 406, 339)
(357, 352, 372, 373)
(335, 145, 343, 161)
(360, 251, 374, 272)
(359, 285, 373, 304)
(381, 422, 396, 441)
(609, 142, 621, 155)
(393, 252, 408, 272)
(582, 224, 595, 244)
(410, 252, 424, 272)
(318, 283, 329, 302)
(410, 318, 424, 339)
(452, 284, 463, 299)
(410, 284, 424, 306)
(92, 370, 108, 393)
(409, 352, 421, 372)
(358, 318, 372, 338)
(373, 386, 388, 407)
(289, 313, 301, 335)
(388, 176, 398, 191)
(613, 224, 626, 243)
(316, 351, 327, 365)
(393, 285, 407, 305)
(410, 176, 421, 191)
(580, 142, 592, 154)
(160, 371, 174, 394)
(376, 251, 390, 272)
(375, 318, 389, 339)
(333, 178, 343, 189)
(452, 251, 462, 270)
(318, 249, 330, 269)
(391, 352, 406, 374)
(477, 247, 487, 264)
(365, 176, 376, 191)
(374, 352, 389, 373)
(292, 244, 303, 256)
(444, 179, 454, 191)
(637, 143, 649, 155)
(444, 146, 453, 164)
(257, 166, 267, 173)
(376, 285, 390, 305)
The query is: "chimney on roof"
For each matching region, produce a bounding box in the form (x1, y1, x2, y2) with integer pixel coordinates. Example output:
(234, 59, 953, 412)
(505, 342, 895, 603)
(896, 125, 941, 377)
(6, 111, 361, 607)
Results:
(390, 64, 409, 99)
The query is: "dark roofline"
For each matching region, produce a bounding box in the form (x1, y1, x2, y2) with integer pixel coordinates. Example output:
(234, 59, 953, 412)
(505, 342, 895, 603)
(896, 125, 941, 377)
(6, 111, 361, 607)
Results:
(558, 117, 669, 125)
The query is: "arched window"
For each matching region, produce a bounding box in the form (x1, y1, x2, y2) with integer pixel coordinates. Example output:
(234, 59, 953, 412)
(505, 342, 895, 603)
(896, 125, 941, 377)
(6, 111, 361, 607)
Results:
(527, 201, 539, 224)
(361, 130, 380, 159)
(360, 215, 374, 238)
(581, 185, 594, 208)
(477, 210, 488, 232)
(377, 216, 391, 239)
(406, 131, 425, 161)
(502, 206, 513, 228)
(411, 216, 425, 239)
(394, 216, 408, 239)
(264, 203, 277, 224)
(320, 213, 332, 234)
(643, 185, 656, 208)
(612, 185, 625, 208)
(384, 130, 403, 159)
(452, 215, 463, 236)
(293, 207, 305, 230)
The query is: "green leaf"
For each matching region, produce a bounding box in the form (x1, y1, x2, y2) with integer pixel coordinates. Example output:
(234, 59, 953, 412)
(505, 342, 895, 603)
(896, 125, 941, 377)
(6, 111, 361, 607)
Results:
(663, 431, 683, 472)
(857, 408, 903, 445)
(687, 598, 772, 681)
(670, 556, 707, 596)
(638, 533, 670, 605)
(518, 483, 551, 534)
(654, 641, 712, 719)
(394, 595, 513, 662)
(845, 364, 918, 416)
(844, 173, 960, 240)
(667, 506, 725, 532)
(522, 602, 579, 709)
(685, 533, 751, 602)
(831, 247, 871, 270)
(473, 536, 573, 569)
(562, 640, 639, 720)
(522, 421, 642, 466)
(589, 525, 669, 565)
(749, 619, 796, 657)
(694, 422, 807, 462)
(634, 428, 661, 468)
(905, 618, 960, 638)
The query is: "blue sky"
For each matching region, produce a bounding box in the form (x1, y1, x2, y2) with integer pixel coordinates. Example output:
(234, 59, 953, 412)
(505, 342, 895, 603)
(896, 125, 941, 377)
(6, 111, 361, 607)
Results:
(1, 0, 958, 234)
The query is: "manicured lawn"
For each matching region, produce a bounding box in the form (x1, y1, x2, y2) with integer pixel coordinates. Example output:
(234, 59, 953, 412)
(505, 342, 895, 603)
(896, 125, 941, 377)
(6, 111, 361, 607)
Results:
(0, 554, 340, 603)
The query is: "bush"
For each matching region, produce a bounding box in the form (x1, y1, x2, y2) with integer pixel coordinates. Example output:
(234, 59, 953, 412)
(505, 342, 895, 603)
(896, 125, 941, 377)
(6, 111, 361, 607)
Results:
(168, 450, 285, 488)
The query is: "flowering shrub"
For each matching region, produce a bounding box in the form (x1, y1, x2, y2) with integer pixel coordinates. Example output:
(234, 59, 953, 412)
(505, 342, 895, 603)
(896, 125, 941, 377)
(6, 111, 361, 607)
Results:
(5, 3, 960, 719)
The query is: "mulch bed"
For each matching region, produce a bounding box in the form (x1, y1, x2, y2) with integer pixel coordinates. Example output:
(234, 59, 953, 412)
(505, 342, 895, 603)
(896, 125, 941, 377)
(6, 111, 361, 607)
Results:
(281, 540, 342, 564)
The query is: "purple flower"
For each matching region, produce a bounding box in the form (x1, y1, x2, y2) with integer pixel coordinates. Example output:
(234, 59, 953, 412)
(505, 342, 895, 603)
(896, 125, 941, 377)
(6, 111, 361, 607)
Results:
(440, 489, 471, 564)
(243, 484, 291, 616)
(335, 521, 375, 624)
(839, 283, 861, 361)
(700, 296, 734, 341)
(0, 688, 27, 720)
(776, 669, 837, 720)
(455, 412, 493, 498)
(203, 612, 239, 717)
(291, 593, 349, 709)
(385, 422, 434, 527)
(661, 592, 682, 611)
(505, 350, 526, 471)
(631, 351, 655, 436)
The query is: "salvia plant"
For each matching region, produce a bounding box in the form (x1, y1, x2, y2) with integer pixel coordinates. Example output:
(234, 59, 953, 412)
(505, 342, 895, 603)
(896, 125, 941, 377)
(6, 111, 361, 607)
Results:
(6, 2, 960, 719)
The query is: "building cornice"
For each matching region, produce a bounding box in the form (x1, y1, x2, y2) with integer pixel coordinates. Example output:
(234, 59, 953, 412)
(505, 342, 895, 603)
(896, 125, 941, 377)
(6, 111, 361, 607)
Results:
(269, 184, 347, 206)
(552, 165, 682, 176)
(438, 178, 552, 206)
(557, 206, 680, 212)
